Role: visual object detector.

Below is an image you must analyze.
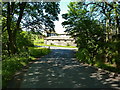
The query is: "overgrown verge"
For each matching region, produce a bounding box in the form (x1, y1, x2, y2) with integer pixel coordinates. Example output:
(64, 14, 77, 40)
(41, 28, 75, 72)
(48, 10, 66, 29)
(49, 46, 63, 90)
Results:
(76, 49, 120, 74)
(2, 47, 51, 88)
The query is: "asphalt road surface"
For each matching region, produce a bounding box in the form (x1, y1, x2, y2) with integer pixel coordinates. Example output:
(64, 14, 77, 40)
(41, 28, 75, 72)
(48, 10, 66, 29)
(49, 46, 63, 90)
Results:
(7, 47, 120, 89)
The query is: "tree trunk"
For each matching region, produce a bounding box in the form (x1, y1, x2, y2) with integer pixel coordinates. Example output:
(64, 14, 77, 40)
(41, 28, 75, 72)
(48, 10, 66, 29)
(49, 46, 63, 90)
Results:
(7, 2, 26, 54)
(12, 2, 27, 53)
(7, 2, 16, 54)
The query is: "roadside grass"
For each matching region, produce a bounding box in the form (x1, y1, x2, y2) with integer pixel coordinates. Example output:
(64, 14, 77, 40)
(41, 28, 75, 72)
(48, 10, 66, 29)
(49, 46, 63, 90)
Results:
(2, 47, 51, 88)
(34, 40, 77, 48)
(28, 47, 51, 58)
(76, 51, 120, 74)
(95, 62, 120, 73)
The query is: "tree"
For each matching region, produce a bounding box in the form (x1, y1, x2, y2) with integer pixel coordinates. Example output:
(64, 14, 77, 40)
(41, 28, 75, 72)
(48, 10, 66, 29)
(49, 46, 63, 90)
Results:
(6, 2, 27, 54)
(2, 2, 60, 55)
(62, 1, 120, 68)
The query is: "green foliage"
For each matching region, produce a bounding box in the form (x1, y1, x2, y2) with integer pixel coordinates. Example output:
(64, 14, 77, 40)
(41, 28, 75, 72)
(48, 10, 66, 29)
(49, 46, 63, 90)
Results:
(34, 40, 44, 44)
(2, 1, 60, 88)
(95, 62, 120, 73)
(2, 52, 30, 87)
(63, 2, 120, 72)
(67, 43, 70, 46)
(29, 47, 51, 58)
(2, 47, 51, 88)
(2, 2, 60, 54)
(2, 30, 34, 56)
(50, 43, 54, 45)
(2, 31, 9, 56)
(16, 31, 34, 51)
(76, 48, 91, 64)
(22, 2, 60, 33)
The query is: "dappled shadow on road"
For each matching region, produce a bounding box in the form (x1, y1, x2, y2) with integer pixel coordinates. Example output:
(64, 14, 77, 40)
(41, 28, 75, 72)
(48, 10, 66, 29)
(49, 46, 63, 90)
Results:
(7, 49, 120, 89)
(89, 67, 120, 90)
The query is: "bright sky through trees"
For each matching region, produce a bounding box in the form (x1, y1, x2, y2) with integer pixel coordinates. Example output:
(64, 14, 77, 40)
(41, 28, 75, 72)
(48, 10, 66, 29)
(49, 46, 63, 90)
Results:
(54, 0, 70, 34)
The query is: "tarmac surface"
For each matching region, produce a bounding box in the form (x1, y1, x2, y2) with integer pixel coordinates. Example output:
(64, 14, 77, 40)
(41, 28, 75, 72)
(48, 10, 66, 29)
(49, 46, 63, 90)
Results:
(7, 46, 120, 89)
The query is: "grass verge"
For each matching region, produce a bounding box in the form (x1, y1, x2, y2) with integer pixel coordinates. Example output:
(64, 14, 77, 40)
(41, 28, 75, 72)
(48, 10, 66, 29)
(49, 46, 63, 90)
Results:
(2, 47, 51, 88)
(76, 51, 120, 74)
(95, 62, 120, 73)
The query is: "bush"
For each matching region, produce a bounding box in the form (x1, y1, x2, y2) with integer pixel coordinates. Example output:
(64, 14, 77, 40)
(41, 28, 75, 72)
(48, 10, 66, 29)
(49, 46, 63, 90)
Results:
(50, 43, 54, 45)
(16, 31, 34, 52)
(67, 43, 70, 46)
(76, 48, 91, 64)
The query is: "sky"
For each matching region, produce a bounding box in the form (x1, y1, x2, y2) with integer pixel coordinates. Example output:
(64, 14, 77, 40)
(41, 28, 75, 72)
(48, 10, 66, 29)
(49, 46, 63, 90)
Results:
(54, 0, 70, 34)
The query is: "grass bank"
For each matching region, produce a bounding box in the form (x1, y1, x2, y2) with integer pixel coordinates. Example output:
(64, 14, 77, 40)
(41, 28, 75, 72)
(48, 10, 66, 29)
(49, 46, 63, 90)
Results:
(2, 47, 51, 88)
(76, 51, 120, 74)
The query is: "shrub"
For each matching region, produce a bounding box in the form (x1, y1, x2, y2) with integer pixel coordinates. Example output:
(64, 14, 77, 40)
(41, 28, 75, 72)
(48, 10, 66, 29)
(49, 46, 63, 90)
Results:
(76, 48, 91, 64)
(50, 43, 54, 45)
(67, 43, 70, 46)
(16, 31, 34, 51)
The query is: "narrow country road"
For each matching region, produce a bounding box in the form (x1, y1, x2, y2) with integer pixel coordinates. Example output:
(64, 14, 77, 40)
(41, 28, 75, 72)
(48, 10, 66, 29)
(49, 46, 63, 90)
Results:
(7, 47, 120, 89)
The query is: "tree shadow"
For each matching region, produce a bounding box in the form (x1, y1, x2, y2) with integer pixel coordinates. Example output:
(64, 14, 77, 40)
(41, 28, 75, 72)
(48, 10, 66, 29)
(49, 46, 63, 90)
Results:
(7, 49, 120, 89)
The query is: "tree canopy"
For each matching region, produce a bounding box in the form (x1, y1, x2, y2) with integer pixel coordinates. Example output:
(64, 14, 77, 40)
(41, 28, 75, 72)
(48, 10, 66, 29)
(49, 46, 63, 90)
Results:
(2, 2, 60, 55)
(62, 1, 120, 69)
